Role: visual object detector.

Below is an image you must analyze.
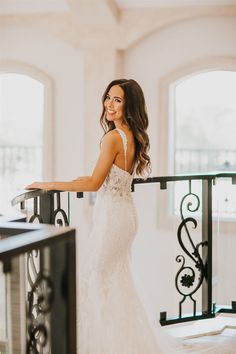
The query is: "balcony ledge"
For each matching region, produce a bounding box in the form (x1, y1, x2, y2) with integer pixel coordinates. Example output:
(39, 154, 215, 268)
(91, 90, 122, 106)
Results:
(166, 313, 236, 339)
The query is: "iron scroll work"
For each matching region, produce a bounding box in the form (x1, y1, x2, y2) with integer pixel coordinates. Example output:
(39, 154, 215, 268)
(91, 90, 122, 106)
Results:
(132, 172, 236, 326)
(27, 265, 54, 354)
(21, 191, 71, 354)
(132, 176, 213, 325)
(175, 181, 208, 319)
(156, 179, 210, 326)
(11, 188, 82, 353)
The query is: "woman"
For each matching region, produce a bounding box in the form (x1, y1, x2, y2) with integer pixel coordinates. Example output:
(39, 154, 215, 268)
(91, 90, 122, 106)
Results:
(26, 79, 163, 352)
(26, 79, 150, 192)
(26, 79, 236, 354)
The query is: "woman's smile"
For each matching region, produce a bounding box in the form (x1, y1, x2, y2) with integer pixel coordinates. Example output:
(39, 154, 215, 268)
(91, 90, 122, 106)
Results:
(107, 108, 116, 114)
(104, 85, 124, 123)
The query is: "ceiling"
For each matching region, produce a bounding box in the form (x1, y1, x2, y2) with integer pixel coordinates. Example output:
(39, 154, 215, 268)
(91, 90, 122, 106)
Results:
(1, 0, 236, 16)
(0, 0, 70, 15)
(115, 0, 236, 8)
(1, 0, 235, 49)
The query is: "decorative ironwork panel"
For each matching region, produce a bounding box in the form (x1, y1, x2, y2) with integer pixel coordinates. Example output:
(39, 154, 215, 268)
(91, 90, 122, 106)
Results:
(26, 191, 69, 352)
(27, 250, 54, 354)
(175, 181, 208, 317)
(53, 192, 69, 227)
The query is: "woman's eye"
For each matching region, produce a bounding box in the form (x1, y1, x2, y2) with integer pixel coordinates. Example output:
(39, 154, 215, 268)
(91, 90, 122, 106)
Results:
(115, 99, 121, 103)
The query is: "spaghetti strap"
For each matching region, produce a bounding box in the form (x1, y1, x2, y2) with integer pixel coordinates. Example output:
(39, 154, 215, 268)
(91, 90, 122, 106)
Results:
(116, 128, 127, 171)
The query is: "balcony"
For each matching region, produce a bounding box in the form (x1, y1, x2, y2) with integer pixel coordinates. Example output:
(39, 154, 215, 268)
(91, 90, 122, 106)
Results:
(0, 172, 236, 353)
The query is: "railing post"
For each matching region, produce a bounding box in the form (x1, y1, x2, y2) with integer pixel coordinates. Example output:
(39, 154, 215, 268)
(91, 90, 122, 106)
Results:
(5, 256, 26, 354)
(202, 178, 213, 316)
(39, 193, 54, 224)
(50, 235, 76, 354)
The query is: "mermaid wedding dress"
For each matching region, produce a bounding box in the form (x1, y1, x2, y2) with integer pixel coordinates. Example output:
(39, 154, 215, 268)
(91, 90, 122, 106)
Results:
(79, 128, 236, 354)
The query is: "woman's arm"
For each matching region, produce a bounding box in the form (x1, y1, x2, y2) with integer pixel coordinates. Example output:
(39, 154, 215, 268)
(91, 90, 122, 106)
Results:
(25, 132, 119, 192)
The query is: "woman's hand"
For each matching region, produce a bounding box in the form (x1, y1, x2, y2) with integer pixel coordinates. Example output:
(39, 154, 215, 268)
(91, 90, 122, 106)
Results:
(25, 182, 43, 190)
(25, 182, 53, 190)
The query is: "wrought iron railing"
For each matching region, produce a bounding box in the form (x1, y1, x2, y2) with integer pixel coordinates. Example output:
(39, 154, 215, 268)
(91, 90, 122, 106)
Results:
(133, 171, 236, 325)
(0, 213, 76, 353)
(9, 172, 236, 335)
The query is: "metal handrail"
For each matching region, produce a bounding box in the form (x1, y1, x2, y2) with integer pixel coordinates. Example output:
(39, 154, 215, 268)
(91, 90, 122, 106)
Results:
(11, 171, 236, 207)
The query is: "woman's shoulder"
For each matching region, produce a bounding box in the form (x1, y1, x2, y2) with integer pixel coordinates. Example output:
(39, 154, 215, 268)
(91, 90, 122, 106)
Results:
(102, 129, 121, 142)
(101, 130, 121, 151)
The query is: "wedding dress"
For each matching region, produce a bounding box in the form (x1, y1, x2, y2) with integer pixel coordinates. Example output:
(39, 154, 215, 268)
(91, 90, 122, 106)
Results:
(79, 128, 236, 354)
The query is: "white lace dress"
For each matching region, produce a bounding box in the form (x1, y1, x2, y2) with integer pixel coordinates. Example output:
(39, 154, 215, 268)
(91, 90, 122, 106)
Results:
(79, 129, 236, 354)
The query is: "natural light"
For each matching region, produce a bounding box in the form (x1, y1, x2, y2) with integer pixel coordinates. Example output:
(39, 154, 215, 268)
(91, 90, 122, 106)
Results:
(174, 70, 236, 173)
(173, 70, 236, 218)
(0, 73, 44, 215)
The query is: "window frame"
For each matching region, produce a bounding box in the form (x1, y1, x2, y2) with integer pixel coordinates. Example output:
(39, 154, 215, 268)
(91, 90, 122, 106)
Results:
(156, 56, 236, 231)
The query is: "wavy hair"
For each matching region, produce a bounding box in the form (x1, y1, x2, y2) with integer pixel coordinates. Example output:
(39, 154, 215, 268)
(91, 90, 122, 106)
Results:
(100, 79, 151, 177)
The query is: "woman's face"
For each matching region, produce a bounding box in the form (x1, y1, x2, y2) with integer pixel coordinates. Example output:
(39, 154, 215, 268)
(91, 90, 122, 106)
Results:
(104, 85, 125, 124)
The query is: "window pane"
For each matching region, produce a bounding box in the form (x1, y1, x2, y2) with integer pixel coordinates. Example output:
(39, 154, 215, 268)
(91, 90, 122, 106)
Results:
(173, 71, 236, 218)
(0, 73, 44, 215)
(175, 71, 236, 174)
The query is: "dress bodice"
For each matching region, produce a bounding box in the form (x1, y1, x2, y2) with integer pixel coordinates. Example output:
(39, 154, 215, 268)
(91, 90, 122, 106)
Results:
(100, 164, 133, 197)
(99, 128, 134, 198)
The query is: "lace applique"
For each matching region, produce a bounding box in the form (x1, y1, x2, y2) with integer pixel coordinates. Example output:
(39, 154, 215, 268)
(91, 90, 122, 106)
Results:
(100, 164, 133, 197)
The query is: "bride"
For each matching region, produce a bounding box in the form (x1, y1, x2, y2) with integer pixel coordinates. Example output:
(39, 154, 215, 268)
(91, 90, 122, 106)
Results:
(26, 79, 236, 354)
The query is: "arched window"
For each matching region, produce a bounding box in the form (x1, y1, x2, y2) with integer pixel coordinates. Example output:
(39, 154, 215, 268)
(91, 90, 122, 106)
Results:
(174, 71, 236, 174)
(172, 70, 236, 217)
(0, 73, 44, 214)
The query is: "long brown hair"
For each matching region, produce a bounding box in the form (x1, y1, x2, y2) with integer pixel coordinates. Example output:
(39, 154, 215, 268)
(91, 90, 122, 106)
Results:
(100, 79, 151, 177)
